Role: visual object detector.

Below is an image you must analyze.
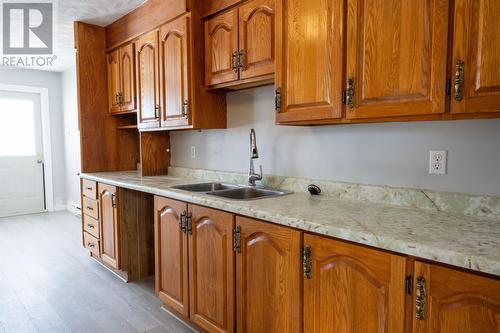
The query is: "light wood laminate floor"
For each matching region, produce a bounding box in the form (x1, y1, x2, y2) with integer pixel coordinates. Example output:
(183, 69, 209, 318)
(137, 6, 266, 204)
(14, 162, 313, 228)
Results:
(0, 211, 193, 333)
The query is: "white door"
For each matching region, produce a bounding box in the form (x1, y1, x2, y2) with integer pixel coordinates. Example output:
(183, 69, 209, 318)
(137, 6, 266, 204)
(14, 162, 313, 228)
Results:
(0, 91, 45, 217)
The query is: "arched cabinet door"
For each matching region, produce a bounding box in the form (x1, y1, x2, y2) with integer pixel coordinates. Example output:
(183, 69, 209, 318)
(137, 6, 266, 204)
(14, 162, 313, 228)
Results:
(120, 43, 136, 113)
(98, 183, 120, 269)
(106, 49, 121, 114)
(154, 196, 189, 317)
(204, 8, 239, 86)
(159, 14, 190, 128)
(136, 31, 160, 129)
(303, 234, 407, 332)
(412, 261, 500, 333)
(188, 204, 235, 333)
(236, 216, 302, 333)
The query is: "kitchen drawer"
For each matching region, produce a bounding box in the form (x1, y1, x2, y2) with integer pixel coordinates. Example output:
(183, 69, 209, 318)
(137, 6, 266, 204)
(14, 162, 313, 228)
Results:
(83, 232, 100, 257)
(82, 179, 97, 199)
(83, 214, 99, 238)
(82, 196, 99, 219)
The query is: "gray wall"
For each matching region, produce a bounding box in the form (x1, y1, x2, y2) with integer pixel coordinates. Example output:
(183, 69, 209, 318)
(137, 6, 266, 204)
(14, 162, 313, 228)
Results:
(0, 68, 67, 208)
(171, 86, 500, 196)
(61, 66, 81, 213)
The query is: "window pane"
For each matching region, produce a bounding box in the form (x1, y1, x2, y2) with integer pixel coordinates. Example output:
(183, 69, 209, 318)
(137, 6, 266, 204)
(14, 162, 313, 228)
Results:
(0, 99, 36, 156)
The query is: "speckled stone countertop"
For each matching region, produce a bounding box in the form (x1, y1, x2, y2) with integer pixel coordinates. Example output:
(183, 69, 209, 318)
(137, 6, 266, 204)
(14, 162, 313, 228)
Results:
(80, 170, 500, 277)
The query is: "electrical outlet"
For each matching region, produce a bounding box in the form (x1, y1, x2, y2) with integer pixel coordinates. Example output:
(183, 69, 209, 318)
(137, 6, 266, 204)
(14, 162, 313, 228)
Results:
(429, 150, 447, 175)
(191, 146, 196, 159)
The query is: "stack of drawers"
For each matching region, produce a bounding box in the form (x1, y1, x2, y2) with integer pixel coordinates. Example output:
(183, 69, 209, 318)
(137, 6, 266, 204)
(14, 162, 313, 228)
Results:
(82, 179, 100, 257)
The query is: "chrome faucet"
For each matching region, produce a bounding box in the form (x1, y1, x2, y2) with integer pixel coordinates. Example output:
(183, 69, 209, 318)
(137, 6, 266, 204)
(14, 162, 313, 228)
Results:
(248, 129, 263, 186)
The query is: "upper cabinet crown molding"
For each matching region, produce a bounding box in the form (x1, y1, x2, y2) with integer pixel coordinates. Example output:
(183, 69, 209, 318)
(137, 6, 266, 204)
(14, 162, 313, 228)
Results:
(451, 0, 500, 114)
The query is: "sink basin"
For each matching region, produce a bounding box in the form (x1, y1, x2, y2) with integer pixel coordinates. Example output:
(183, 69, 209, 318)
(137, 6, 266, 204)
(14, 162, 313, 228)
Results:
(207, 187, 291, 200)
(172, 182, 240, 192)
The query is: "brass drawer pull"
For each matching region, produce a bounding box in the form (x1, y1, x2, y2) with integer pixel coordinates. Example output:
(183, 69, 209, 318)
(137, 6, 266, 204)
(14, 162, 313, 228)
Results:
(87, 243, 95, 248)
(87, 223, 95, 229)
(86, 206, 94, 211)
(85, 186, 93, 191)
(416, 276, 426, 320)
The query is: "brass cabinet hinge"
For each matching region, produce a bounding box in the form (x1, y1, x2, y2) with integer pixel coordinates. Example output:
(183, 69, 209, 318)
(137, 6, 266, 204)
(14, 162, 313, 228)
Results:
(238, 49, 245, 70)
(345, 78, 355, 109)
(233, 226, 241, 253)
(275, 88, 282, 112)
(405, 275, 413, 295)
(111, 193, 117, 208)
(415, 276, 426, 320)
(446, 79, 452, 97)
(454, 60, 464, 102)
(231, 51, 239, 73)
(180, 211, 187, 233)
(186, 212, 193, 235)
(182, 100, 189, 118)
(302, 245, 312, 279)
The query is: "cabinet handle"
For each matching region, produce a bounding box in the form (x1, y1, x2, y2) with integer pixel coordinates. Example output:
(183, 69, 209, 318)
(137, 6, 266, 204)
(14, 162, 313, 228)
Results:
(154, 104, 160, 119)
(238, 49, 245, 70)
(87, 223, 94, 229)
(111, 193, 117, 208)
(345, 78, 355, 109)
(415, 276, 426, 320)
(115, 93, 119, 106)
(275, 88, 281, 113)
(231, 51, 239, 73)
(85, 187, 93, 191)
(454, 60, 464, 102)
(182, 100, 189, 118)
(302, 245, 312, 279)
(87, 243, 95, 248)
(86, 206, 93, 211)
(180, 211, 187, 233)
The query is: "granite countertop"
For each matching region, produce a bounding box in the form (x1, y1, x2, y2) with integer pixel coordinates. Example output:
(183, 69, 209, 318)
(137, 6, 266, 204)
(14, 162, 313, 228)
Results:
(80, 170, 500, 277)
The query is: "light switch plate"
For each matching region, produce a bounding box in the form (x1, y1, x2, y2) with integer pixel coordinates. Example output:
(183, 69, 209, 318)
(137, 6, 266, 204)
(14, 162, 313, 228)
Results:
(429, 150, 447, 175)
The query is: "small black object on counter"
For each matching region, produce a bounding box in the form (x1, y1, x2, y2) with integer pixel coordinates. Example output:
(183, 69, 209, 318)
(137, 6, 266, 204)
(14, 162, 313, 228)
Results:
(308, 184, 321, 195)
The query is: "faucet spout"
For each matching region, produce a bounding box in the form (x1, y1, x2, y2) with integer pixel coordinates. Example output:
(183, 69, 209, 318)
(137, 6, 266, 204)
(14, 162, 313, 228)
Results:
(248, 129, 263, 186)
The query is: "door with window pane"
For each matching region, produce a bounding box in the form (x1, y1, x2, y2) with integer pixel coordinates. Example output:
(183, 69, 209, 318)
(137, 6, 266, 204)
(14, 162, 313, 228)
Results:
(0, 91, 45, 217)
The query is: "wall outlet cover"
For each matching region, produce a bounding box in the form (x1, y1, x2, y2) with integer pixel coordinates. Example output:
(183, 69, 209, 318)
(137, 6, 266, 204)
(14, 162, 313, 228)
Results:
(429, 150, 447, 175)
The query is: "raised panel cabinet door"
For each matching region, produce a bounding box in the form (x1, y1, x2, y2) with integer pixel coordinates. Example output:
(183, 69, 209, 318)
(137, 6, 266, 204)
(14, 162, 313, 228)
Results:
(154, 196, 189, 317)
(303, 234, 407, 333)
(136, 31, 160, 129)
(188, 204, 235, 333)
(159, 15, 190, 128)
(451, 0, 500, 114)
(120, 43, 137, 113)
(275, 0, 344, 123)
(98, 183, 120, 269)
(346, 0, 449, 119)
(107, 49, 121, 114)
(412, 261, 500, 333)
(236, 216, 301, 333)
(238, 0, 275, 80)
(204, 8, 239, 86)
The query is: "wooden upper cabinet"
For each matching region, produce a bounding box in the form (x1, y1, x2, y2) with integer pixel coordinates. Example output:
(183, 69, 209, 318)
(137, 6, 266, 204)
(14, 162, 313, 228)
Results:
(120, 43, 136, 113)
(275, 0, 344, 123)
(451, 0, 500, 114)
(136, 31, 161, 129)
(412, 261, 500, 332)
(303, 234, 407, 332)
(238, 0, 275, 80)
(236, 216, 301, 333)
(159, 15, 190, 128)
(205, 8, 239, 86)
(154, 196, 189, 317)
(346, 0, 449, 119)
(107, 49, 121, 114)
(98, 183, 120, 269)
(188, 204, 235, 333)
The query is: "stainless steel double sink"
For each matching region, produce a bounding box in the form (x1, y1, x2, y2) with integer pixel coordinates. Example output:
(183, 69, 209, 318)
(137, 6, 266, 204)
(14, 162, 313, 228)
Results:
(171, 182, 291, 200)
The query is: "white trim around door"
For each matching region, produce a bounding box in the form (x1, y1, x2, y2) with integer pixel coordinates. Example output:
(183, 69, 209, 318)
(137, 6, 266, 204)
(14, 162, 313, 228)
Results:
(0, 83, 54, 212)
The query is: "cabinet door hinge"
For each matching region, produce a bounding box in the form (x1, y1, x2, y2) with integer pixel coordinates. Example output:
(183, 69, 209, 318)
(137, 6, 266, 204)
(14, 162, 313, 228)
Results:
(275, 88, 281, 113)
(345, 78, 355, 109)
(302, 245, 312, 279)
(182, 100, 189, 118)
(186, 212, 193, 235)
(111, 193, 117, 208)
(233, 226, 241, 253)
(405, 275, 413, 295)
(180, 211, 187, 233)
(446, 79, 452, 97)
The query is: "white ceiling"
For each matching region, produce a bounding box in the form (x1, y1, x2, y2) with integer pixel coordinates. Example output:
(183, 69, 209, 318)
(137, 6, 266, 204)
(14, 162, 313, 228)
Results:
(0, 0, 147, 72)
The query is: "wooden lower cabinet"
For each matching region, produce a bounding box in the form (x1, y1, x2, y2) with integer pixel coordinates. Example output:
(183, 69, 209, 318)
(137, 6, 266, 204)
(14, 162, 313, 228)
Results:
(303, 234, 407, 333)
(98, 183, 121, 269)
(236, 216, 302, 333)
(413, 261, 500, 333)
(154, 196, 235, 332)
